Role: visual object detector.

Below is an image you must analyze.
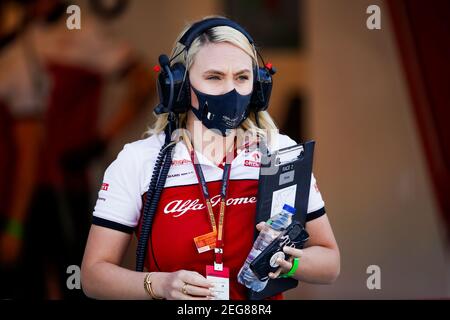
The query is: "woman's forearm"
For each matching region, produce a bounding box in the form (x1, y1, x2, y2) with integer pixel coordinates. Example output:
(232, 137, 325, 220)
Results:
(293, 245, 340, 284)
(81, 261, 154, 299)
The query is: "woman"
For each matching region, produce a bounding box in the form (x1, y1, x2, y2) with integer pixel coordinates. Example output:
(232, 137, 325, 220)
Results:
(81, 16, 340, 300)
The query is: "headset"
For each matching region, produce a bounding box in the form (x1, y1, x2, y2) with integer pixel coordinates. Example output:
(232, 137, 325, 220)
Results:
(153, 17, 276, 126)
(136, 17, 275, 273)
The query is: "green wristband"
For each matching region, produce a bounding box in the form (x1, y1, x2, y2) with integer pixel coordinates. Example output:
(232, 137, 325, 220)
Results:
(5, 218, 24, 239)
(279, 257, 299, 278)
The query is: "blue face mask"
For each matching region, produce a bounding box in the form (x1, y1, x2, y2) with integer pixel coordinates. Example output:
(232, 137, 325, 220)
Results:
(190, 86, 252, 136)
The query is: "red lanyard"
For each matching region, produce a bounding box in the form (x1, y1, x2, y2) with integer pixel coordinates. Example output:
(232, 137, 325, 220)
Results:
(184, 135, 235, 267)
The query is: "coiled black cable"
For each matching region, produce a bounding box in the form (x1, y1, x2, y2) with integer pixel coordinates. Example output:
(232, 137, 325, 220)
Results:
(136, 125, 175, 272)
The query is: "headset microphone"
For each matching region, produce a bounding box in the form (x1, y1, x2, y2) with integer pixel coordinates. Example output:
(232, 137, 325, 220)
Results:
(158, 54, 170, 67)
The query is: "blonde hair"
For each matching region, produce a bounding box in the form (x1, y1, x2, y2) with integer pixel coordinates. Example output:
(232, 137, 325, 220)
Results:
(146, 16, 279, 147)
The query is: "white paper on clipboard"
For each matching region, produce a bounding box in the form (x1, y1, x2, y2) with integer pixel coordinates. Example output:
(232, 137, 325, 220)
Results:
(270, 184, 297, 217)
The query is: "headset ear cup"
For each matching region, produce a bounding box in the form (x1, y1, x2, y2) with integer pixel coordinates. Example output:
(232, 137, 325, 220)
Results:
(171, 63, 185, 113)
(155, 71, 170, 114)
(155, 62, 191, 114)
(251, 67, 273, 112)
(250, 67, 260, 112)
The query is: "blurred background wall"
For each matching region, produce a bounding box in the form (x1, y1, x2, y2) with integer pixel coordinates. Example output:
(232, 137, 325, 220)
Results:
(1, 0, 448, 299)
(296, 0, 449, 299)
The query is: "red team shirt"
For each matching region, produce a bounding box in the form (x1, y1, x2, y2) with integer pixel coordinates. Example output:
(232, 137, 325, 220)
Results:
(93, 132, 326, 300)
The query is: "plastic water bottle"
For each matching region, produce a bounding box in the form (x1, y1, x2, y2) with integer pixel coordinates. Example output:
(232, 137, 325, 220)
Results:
(238, 204, 296, 292)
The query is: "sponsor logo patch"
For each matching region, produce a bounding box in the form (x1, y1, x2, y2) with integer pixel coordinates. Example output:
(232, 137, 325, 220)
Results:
(171, 159, 192, 166)
(244, 160, 260, 167)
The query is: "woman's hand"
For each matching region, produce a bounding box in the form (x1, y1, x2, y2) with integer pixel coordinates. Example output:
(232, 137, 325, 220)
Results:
(153, 270, 216, 300)
(255, 221, 303, 279)
(255, 221, 269, 233)
(268, 246, 303, 279)
(256, 214, 340, 284)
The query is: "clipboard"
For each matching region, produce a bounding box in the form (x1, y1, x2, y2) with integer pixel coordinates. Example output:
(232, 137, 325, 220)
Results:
(248, 140, 315, 300)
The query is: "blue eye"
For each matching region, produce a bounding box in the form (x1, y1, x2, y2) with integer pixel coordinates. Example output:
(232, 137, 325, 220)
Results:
(238, 75, 249, 81)
(206, 76, 220, 80)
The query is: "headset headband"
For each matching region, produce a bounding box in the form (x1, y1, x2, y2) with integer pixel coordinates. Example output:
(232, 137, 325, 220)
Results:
(178, 17, 254, 49)
(153, 17, 274, 117)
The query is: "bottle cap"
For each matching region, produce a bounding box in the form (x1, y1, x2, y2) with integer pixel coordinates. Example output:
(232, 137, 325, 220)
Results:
(282, 204, 296, 215)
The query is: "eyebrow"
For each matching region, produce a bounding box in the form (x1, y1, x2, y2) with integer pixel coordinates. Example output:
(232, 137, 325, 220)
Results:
(203, 69, 251, 76)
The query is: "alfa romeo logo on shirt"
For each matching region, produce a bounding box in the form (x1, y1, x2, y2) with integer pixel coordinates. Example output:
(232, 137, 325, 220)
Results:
(164, 195, 257, 218)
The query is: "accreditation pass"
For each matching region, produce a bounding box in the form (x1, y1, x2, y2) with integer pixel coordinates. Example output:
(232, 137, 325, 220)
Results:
(206, 265, 229, 300)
